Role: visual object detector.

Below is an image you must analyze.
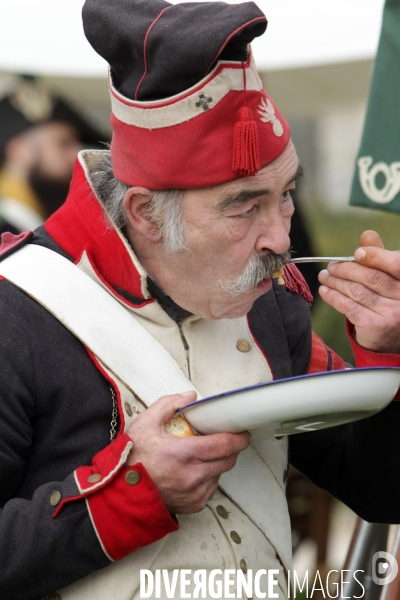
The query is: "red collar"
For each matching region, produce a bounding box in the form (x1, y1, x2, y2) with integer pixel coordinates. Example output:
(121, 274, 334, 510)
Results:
(45, 155, 148, 302)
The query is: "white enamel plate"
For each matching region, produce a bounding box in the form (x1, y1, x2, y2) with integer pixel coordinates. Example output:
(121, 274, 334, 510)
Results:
(180, 367, 400, 439)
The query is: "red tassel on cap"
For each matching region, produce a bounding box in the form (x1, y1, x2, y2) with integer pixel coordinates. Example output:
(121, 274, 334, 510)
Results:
(232, 106, 261, 177)
(232, 63, 261, 177)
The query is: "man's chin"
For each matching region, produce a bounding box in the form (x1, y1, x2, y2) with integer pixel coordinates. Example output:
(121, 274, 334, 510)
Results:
(215, 279, 273, 319)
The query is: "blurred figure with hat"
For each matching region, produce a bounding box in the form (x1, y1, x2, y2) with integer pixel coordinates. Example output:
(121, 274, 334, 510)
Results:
(0, 2, 399, 599)
(0, 75, 104, 234)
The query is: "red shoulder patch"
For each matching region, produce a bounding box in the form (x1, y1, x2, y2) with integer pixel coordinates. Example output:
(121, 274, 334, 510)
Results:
(283, 263, 313, 306)
(0, 231, 33, 259)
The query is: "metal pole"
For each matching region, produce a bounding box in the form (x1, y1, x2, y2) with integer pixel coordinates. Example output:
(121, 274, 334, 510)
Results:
(340, 521, 389, 600)
(379, 525, 400, 600)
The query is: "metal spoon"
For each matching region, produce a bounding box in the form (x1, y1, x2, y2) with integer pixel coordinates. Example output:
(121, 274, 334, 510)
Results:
(289, 250, 400, 264)
(289, 256, 356, 264)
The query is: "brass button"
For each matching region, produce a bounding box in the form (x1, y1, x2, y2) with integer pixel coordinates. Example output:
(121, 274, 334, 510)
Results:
(87, 474, 102, 484)
(125, 470, 141, 486)
(50, 491, 62, 507)
(236, 339, 251, 353)
(240, 559, 248, 574)
(44, 594, 61, 600)
(216, 505, 229, 519)
(283, 469, 288, 484)
(230, 531, 241, 544)
(125, 402, 133, 417)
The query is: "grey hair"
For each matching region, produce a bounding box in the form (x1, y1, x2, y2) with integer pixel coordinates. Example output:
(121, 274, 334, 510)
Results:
(87, 151, 186, 252)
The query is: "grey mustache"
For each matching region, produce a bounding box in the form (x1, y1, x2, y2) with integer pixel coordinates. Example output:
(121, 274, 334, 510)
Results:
(260, 250, 292, 279)
(221, 250, 292, 296)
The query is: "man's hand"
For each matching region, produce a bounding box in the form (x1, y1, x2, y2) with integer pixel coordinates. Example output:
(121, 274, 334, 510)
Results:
(318, 230, 400, 354)
(126, 391, 251, 514)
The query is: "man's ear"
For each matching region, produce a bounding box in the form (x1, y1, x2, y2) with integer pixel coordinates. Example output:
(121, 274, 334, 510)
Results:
(123, 187, 161, 242)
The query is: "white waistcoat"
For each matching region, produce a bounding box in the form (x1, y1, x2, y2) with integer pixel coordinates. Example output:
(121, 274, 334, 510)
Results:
(53, 252, 292, 600)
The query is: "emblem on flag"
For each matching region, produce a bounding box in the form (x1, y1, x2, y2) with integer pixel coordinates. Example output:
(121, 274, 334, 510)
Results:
(358, 156, 400, 204)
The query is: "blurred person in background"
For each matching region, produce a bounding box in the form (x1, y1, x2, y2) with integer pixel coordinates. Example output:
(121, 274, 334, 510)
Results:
(0, 76, 105, 235)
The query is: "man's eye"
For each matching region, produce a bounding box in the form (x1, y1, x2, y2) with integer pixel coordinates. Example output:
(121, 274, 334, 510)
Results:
(281, 191, 292, 202)
(238, 205, 256, 218)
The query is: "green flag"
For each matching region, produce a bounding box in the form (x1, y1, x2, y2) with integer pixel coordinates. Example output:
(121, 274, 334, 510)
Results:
(349, 0, 400, 212)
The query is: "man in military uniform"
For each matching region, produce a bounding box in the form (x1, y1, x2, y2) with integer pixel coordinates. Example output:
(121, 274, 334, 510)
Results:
(0, 2, 400, 599)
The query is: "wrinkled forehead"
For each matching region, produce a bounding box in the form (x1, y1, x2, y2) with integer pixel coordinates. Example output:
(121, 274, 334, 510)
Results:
(182, 140, 301, 208)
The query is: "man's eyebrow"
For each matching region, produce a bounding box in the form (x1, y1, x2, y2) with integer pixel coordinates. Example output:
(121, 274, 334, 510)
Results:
(216, 161, 304, 212)
(216, 189, 270, 212)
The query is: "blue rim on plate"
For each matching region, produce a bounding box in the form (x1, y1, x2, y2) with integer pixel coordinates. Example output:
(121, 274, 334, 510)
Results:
(178, 367, 400, 438)
(178, 366, 400, 411)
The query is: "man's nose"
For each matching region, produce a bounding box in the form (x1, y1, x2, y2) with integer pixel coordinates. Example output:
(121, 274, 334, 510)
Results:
(254, 214, 290, 256)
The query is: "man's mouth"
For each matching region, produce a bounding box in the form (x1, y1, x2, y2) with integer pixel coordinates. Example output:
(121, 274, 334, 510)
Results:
(221, 250, 291, 296)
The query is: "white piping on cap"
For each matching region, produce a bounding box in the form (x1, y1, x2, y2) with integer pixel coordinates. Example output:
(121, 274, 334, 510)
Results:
(110, 57, 263, 130)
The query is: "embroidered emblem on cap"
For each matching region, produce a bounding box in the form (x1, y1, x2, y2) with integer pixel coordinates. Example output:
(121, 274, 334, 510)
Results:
(195, 93, 213, 111)
(258, 97, 283, 137)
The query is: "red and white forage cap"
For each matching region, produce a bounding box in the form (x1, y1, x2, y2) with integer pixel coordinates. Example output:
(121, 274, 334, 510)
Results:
(82, 0, 290, 190)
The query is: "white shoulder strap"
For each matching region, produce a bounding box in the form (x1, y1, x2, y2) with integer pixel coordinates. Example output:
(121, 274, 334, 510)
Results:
(0, 244, 200, 405)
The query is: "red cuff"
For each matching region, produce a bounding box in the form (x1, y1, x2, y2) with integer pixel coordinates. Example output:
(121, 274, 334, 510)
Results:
(74, 433, 134, 494)
(307, 331, 345, 373)
(87, 461, 178, 560)
(53, 433, 179, 560)
(346, 320, 400, 399)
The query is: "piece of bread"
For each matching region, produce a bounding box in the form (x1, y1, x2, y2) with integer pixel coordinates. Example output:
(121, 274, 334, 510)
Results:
(165, 415, 196, 437)
(271, 266, 285, 285)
